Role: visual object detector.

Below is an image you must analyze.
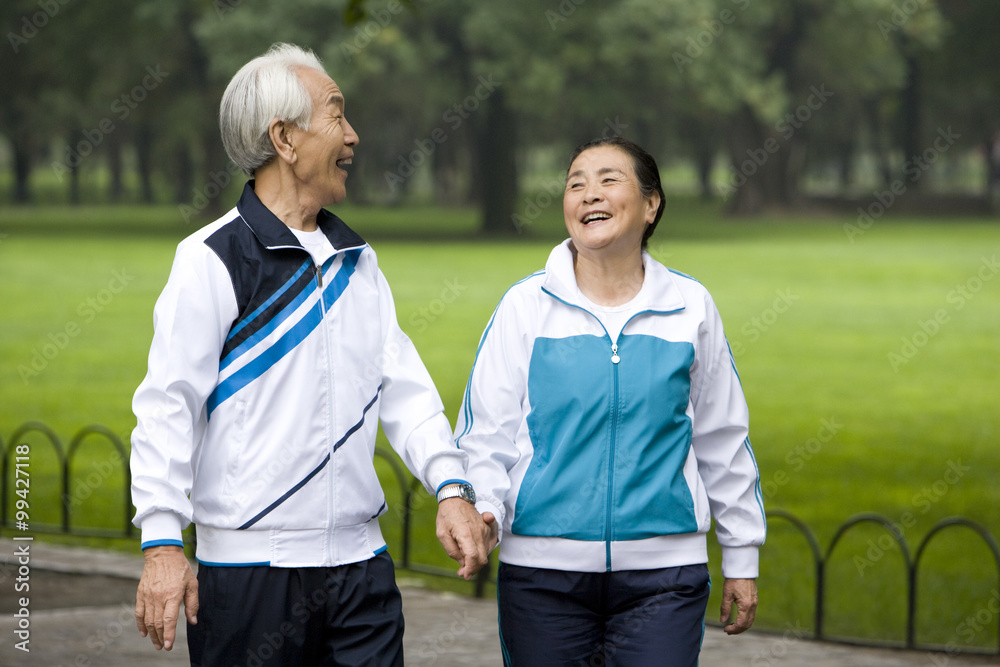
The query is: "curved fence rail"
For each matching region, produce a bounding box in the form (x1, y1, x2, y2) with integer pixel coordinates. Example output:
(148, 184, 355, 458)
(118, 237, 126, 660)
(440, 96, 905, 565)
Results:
(769, 508, 1000, 655)
(1, 423, 997, 655)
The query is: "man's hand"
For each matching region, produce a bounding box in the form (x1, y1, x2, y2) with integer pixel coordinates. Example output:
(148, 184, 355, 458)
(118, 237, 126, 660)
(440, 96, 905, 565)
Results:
(436, 498, 498, 580)
(720, 577, 758, 635)
(134, 545, 199, 651)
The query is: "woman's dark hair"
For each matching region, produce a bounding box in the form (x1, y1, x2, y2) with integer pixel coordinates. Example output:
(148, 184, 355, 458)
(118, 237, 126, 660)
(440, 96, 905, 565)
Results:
(567, 136, 666, 248)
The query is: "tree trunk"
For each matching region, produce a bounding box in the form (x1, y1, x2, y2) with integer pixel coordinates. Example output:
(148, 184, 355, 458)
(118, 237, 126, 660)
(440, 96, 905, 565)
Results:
(432, 135, 463, 206)
(67, 132, 81, 205)
(108, 132, 124, 203)
(900, 55, 922, 190)
(69, 164, 81, 205)
(474, 89, 518, 234)
(724, 105, 795, 216)
(837, 140, 854, 191)
(865, 99, 893, 188)
(135, 124, 155, 204)
(172, 144, 194, 205)
(11, 138, 31, 203)
(201, 126, 231, 217)
(696, 150, 714, 201)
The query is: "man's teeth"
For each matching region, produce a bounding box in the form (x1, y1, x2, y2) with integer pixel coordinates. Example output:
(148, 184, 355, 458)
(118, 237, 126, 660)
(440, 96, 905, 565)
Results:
(583, 212, 611, 223)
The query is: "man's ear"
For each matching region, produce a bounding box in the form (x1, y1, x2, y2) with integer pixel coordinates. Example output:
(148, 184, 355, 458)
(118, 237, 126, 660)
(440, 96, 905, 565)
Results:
(269, 119, 296, 165)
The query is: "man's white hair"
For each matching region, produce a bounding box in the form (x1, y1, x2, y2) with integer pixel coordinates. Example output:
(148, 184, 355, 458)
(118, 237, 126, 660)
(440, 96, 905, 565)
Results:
(219, 43, 327, 176)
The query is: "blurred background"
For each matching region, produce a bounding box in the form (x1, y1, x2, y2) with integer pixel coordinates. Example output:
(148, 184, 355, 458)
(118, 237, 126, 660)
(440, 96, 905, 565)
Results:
(1, 0, 999, 221)
(1, 0, 999, 660)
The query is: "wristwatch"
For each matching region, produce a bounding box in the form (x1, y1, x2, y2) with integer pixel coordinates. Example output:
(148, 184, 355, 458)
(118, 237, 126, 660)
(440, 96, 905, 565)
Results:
(437, 482, 476, 505)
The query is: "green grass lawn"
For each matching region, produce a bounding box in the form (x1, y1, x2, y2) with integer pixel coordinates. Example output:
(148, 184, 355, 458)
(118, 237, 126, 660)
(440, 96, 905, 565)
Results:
(1, 200, 999, 649)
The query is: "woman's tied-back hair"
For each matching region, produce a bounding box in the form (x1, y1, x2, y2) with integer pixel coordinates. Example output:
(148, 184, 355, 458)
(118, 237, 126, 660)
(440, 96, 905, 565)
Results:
(219, 43, 327, 176)
(568, 136, 666, 248)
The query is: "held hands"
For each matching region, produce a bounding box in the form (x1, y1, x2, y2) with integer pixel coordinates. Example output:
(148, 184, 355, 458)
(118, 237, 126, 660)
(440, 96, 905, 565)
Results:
(720, 577, 758, 635)
(134, 545, 198, 651)
(436, 498, 498, 580)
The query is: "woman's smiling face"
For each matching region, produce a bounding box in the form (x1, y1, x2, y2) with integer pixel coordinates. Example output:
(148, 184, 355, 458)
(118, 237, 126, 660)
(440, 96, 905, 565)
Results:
(563, 145, 658, 257)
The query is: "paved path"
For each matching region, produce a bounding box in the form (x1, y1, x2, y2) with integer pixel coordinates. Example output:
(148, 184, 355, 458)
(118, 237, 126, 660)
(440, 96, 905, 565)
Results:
(1, 539, 995, 666)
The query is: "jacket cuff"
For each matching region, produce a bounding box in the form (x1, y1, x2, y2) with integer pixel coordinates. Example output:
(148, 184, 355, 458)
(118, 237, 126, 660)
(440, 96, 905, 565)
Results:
(423, 452, 468, 494)
(139, 511, 186, 550)
(721, 545, 759, 579)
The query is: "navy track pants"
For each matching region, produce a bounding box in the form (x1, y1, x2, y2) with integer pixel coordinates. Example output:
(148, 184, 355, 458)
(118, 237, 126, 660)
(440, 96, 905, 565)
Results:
(187, 551, 404, 667)
(497, 562, 710, 666)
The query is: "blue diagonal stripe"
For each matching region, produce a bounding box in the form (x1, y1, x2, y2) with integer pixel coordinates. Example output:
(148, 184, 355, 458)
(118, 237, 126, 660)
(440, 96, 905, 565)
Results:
(207, 250, 363, 417)
(208, 300, 324, 416)
(321, 248, 361, 313)
(221, 269, 317, 372)
(227, 259, 312, 343)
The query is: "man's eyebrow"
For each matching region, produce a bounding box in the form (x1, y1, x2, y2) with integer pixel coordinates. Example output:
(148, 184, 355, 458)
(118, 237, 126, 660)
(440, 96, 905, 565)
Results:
(327, 93, 345, 109)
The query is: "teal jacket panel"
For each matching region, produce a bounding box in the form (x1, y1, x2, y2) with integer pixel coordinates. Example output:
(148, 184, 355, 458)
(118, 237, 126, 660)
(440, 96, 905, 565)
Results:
(515, 333, 698, 541)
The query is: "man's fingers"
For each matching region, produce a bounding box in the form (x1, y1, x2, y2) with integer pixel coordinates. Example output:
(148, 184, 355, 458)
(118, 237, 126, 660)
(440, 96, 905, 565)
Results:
(185, 581, 200, 626)
(720, 578, 758, 635)
(161, 597, 180, 650)
(135, 596, 147, 637)
(452, 531, 483, 580)
(719, 597, 733, 626)
(146, 599, 164, 650)
(724, 605, 755, 635)
(436, 523, 463, 561)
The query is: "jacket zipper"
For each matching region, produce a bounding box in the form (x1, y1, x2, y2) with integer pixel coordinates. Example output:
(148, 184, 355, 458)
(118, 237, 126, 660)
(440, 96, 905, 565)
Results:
(606, 340, 620, 571)
(315, 257, 339, 561)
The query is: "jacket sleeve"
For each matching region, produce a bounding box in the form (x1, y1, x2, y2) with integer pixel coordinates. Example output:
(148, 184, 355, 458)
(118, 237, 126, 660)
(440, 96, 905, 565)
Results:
(452, 293, 528, 537)
(375, 268, 468, 495)
(129, 239, 237, 549)
(690, 292, 766, 579)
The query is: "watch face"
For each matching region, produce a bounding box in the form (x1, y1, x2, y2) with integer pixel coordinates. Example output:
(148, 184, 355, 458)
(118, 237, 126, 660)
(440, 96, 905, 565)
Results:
(460, 484, 476, 503)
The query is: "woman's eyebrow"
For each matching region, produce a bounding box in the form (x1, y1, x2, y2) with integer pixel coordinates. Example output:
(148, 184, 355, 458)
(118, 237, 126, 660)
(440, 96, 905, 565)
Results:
(567, 166, 625, 180)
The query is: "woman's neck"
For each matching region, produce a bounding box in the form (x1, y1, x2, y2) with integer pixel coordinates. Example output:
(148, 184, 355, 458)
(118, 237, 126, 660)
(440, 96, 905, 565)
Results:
(572, 244, 645, 307)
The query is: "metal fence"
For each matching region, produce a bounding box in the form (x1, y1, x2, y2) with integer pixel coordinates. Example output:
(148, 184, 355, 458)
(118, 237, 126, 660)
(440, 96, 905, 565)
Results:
(768, 509, 1000, 655)
(2, 422, 998, 655)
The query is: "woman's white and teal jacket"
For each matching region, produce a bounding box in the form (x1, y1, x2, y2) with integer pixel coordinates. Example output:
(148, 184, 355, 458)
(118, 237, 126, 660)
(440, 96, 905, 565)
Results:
(455, 240, 765, 579)
(130, 182, 466, 567)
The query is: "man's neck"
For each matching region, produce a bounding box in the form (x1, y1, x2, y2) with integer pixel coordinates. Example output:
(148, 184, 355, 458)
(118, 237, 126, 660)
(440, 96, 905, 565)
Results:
(253, 170, 322, 232)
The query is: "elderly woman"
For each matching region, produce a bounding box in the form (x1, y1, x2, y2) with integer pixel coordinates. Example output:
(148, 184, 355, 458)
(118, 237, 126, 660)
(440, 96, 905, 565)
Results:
(455, 137, 766, 665)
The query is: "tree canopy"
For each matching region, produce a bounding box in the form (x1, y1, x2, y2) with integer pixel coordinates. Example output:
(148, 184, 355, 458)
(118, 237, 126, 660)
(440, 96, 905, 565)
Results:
(2, 0, 997, 225)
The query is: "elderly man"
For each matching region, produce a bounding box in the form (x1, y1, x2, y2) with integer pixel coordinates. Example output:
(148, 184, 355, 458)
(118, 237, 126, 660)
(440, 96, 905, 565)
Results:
(130, 43, 495, 666)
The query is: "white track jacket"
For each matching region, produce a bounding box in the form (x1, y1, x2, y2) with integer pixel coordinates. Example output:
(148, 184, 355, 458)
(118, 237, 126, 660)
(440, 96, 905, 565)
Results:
(455, 241, 766, 578)
(131, 183, 466, 567)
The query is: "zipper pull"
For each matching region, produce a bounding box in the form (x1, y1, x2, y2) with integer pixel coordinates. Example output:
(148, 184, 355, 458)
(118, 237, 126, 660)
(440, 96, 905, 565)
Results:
(316, 263, 323, 287)
(611, 343, 620, 364)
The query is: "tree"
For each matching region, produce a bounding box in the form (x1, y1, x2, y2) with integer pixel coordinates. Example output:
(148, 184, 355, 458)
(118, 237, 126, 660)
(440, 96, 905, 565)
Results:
(665, 0, 943, 214)
(924, 0, 1000, 198)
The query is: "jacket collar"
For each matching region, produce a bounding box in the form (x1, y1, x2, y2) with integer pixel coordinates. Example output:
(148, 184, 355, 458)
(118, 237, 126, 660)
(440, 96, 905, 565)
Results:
(235, 181, 366, 251)
(541, 239, 686, 314)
